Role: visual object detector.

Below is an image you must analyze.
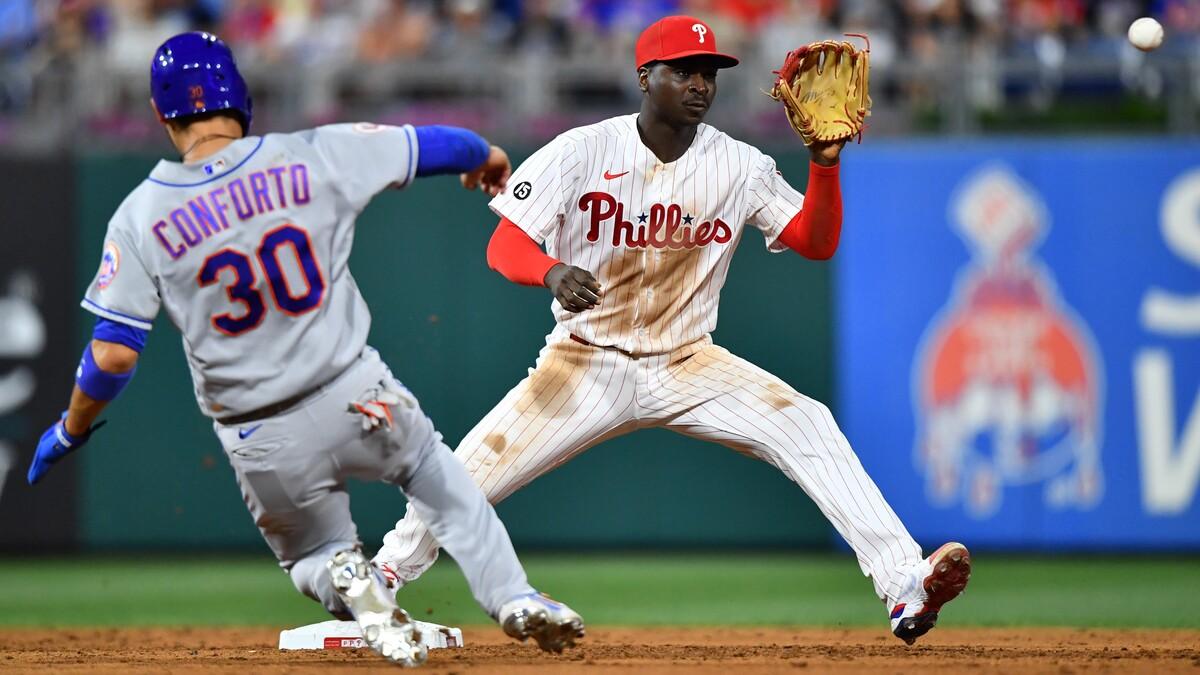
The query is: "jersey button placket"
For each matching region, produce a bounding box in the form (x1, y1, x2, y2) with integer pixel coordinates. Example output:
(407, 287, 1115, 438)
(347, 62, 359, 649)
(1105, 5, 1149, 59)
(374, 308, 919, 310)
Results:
(631, 160, 664, 348)
(642, 162, 673, 351)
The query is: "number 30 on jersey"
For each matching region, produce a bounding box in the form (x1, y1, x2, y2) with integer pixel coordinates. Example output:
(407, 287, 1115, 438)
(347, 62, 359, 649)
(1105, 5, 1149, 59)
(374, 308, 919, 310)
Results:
(198, 224, 325, 336)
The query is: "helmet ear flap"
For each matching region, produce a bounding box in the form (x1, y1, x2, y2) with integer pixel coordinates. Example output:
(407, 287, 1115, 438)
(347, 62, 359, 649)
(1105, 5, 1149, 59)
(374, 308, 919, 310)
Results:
(242, 95, 253, 134)
(149, 97, 165, 124)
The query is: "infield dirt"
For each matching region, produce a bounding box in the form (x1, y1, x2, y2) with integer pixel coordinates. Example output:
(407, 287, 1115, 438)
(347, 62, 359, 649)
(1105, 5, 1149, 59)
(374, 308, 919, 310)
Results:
(2, 626, 1197, 673)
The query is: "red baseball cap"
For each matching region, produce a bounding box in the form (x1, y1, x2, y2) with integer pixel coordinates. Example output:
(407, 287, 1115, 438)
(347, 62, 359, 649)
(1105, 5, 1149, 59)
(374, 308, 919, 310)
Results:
(635, 15, 739, 70)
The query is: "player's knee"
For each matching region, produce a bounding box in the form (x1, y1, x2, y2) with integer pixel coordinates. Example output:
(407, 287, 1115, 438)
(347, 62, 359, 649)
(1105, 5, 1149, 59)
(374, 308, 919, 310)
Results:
(812, 399, 834, 419)
(288, 541, 357, 620)
(793, 395, 834, 423)
(395, 546, 441, 583)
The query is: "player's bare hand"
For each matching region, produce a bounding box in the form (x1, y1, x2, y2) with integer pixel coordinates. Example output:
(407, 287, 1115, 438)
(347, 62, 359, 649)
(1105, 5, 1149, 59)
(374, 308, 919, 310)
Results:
(544, 264, 602, 313)
(809, 139, 846, 167)
(461, 145, 511, 197)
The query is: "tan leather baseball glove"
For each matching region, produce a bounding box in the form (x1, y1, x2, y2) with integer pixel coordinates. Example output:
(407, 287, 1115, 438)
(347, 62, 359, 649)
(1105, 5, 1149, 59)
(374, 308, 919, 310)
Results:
(768, 35, 871, 146)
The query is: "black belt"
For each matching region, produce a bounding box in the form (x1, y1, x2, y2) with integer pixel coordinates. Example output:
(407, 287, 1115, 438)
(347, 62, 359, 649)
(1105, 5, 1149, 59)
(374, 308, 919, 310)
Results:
(217, 386, 320, 426)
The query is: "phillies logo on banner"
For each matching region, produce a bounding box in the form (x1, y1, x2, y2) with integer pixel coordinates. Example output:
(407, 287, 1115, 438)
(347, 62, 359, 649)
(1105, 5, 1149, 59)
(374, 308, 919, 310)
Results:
(912, 165, 1105, 518)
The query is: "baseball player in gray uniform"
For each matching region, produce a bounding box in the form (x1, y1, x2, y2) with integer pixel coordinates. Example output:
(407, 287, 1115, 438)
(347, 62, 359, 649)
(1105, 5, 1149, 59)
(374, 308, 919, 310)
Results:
(25, 32, 584, 667)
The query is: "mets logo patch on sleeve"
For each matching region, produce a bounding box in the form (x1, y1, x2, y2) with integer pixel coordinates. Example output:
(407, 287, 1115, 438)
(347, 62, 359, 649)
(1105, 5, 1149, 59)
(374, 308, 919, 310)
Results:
(97, 242, 120, 289)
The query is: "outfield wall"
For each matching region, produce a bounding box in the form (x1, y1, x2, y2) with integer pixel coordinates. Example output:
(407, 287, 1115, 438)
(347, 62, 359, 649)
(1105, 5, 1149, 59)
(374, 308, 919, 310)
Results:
(2, 149, 834, 551)
(2, 140, 1196, 552)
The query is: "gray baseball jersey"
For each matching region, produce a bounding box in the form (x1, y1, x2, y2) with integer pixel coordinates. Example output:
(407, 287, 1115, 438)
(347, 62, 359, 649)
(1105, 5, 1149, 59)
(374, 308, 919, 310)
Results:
(79, 121, 542, 622)
(82, 123, 418, 418)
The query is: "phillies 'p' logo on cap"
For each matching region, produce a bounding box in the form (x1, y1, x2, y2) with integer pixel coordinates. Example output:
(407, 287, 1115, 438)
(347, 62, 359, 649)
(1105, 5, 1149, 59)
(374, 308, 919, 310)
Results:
(635, 15, 739, 69)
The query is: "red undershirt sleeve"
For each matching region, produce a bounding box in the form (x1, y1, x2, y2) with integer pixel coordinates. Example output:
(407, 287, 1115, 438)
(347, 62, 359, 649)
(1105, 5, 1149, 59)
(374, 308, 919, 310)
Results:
(486, 217, 562, 287)
(777, 161, 843, 260)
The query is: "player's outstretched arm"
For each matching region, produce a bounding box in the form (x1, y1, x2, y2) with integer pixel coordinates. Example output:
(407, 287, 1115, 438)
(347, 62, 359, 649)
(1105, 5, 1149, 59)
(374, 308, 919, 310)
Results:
(412, 126, 510, 196)
(769, 140, 846, 260)
(461, 145, 511, 197)
(27, 328, 141, 485)
(776, 165, 843, 260)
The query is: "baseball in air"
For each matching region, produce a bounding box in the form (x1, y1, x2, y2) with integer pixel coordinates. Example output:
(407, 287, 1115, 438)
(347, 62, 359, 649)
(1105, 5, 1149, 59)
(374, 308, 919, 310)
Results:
(1127, 17, 1164, 51)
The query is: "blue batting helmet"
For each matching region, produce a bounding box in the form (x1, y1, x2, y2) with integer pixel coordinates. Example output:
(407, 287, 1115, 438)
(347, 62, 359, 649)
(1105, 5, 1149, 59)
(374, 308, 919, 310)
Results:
(150, 32, 252, 133)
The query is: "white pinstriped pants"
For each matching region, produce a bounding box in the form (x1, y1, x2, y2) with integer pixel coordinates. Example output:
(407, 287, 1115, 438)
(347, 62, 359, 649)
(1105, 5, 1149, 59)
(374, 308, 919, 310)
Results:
(376, 329, 923, 605)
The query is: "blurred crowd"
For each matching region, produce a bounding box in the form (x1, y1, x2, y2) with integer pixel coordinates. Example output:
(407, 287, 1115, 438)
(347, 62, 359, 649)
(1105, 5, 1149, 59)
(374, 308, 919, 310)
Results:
(1, 0, 1198, 146)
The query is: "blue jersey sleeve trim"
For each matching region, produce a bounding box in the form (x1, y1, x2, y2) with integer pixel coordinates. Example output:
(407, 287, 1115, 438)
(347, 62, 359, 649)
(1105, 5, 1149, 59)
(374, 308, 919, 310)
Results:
(413, 126, 489, 178)
(146, 137, 265, 188)
(92, 317, 148, 352)
(404, 125, 417, 187)
(81, 299, 154, 331)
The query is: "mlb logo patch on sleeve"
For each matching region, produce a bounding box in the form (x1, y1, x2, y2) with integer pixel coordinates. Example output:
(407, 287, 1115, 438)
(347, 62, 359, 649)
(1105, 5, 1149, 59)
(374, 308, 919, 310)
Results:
(97, 242, 120, 289)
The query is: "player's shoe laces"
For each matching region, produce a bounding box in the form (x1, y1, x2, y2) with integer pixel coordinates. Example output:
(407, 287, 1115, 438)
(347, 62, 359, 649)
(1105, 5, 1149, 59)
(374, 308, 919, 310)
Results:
(888, 542, 971, 645)
(497, 592, 586, 653)
(327, 549, 428, 667)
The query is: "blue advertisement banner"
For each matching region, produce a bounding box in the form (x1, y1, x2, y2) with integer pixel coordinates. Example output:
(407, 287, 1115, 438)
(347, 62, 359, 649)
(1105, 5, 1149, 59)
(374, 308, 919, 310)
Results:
(837, 140, 1200, 549)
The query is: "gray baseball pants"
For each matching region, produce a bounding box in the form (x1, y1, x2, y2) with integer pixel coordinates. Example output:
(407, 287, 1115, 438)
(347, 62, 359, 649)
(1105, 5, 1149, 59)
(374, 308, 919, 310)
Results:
(213, 347, 533, 619)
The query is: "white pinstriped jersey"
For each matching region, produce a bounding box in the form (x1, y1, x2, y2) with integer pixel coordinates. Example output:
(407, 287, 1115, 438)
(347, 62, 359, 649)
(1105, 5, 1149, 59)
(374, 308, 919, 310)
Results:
(489, 114, 806, 355)
(380, 116, 928, 607)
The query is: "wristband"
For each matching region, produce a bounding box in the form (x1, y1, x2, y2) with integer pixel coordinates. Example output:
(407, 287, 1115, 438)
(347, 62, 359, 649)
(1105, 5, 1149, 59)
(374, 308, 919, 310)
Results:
(75, 344, 136, 401)
(54, 421, 82, 448)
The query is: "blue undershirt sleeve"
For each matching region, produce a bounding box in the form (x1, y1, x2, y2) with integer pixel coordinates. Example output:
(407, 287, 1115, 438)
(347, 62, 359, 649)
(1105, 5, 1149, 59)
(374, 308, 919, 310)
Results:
(414, 125, 490, 177)
(92, 317, 148, 353)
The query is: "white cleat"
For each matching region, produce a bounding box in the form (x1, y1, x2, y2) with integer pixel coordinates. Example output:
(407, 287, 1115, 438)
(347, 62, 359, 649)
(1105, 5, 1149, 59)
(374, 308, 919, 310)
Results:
(888, 542, 972, 645)
(498, 592, 586, 653)
(327, 549, 428, 667)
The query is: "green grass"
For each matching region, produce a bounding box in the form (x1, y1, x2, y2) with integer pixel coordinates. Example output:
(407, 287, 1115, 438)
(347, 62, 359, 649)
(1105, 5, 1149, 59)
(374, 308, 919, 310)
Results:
(0, 553, 1196, 628)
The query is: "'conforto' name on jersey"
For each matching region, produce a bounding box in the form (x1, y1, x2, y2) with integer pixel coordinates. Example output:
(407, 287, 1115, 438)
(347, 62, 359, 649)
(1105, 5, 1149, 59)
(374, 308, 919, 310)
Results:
(152, 163, 311, 261)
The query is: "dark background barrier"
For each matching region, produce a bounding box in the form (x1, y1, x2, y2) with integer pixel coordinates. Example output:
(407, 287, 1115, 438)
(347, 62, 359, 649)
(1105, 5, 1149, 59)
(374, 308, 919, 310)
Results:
(70, 149, 835, 551)
(12, 140, 1195, 554)
(0, 157, 80, 550)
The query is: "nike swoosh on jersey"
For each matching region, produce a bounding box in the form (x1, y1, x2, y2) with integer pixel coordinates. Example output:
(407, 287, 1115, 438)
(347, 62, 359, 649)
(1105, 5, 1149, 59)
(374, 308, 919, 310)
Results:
(238, 424, 264, 440)
(603, 170, 629, 180)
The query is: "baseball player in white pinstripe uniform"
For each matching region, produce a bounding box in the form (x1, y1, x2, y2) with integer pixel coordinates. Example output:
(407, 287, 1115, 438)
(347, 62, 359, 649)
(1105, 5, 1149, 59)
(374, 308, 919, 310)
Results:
(376, 16, 971, 645)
